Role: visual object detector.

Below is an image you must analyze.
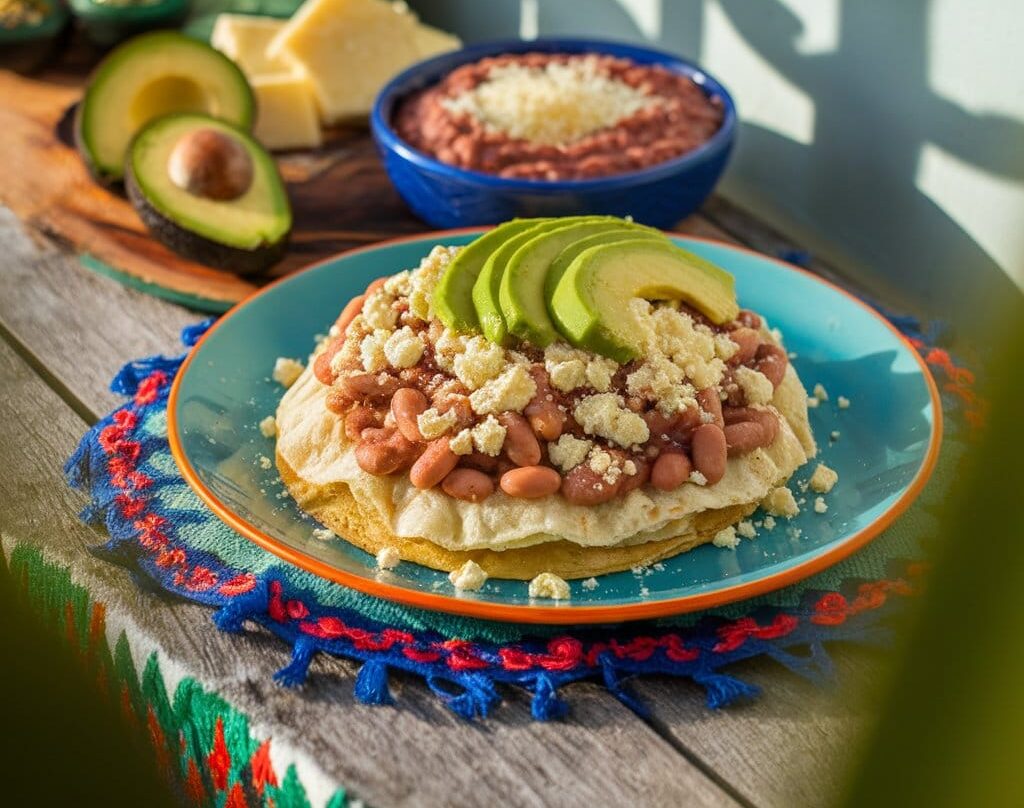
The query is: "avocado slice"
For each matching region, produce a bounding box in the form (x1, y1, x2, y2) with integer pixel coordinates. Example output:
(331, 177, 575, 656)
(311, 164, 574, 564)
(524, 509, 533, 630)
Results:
(544, 228, 666, 302)
(550, 239, 739, 362)
(434, 218, 548, 333)
(471, 218, 585, 345)
(500, 217, 659, 347)
(76, 31, 254, 183)
(126, 113, 291, 275)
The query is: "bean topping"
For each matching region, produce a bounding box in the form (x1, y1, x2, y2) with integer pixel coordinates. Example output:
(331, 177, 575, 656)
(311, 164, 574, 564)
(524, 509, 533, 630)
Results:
(651, 451, 693, 491)
(409, 438, 458, 489)
(498, 412, 542, 467)
(691, 423, 727, 485)
(500, 466, 561, 499)
(391, 387, 428, 442)
(442, 468, 495, 502)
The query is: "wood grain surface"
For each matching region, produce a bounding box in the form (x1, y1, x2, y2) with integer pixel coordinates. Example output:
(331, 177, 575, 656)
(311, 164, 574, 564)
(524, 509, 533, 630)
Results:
(0, 200, 878, 807)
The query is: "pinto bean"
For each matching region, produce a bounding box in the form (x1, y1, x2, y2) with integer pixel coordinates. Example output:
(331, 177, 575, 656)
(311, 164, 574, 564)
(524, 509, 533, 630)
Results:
(337, 372, 400, 402)
(651, 451, 693, 491)
(691, 423, 727, 485)
(643, 409, 675, 438)
(326, 389, 353, 414)
(724, 421, 772, 456)
(696, 387, 724, 428)
(333, 294, 365, 336)
(736, 309, 762, 330)
(498, 412, 542, 467)
(313, 338, 345, 385)
(724, 407, 779, 444)
(344, 405, 380, 441)
(754, 344, 789, 388)
(355, 428, 419, 475)
(525, 399, 565, 441)
(442, 468, 494, 502)
(561, 465, 621, 505)
(460, 452, 499, 473)
(618, 457, 650, 494)
(728, 327, 761, 366)
(390, 387, 428, 442)
(409, 438, 458, 489)
(500, 466, 561, 499)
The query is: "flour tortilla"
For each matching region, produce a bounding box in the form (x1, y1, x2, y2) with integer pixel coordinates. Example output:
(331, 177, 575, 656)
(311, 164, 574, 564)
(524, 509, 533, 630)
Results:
(275, 362, 816, 580)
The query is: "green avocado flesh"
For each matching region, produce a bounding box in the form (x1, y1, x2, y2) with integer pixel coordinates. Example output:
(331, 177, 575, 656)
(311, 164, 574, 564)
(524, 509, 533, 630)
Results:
(543, 228, 665, 301)
(471, 218, 590, 345)
(550, 239, 739, 363)
(499, 217, 657, 348)
(76, 31, 254, 182)
(434, 218, 547, 332)
(126, 113, 291, 273)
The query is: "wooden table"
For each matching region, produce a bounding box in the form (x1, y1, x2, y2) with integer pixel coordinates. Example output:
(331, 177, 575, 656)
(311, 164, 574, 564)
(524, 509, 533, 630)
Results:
(0, 189, 890, 806)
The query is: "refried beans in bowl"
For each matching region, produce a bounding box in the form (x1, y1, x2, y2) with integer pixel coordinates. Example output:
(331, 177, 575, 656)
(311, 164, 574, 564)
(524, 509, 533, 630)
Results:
(394, 52, 725, 181)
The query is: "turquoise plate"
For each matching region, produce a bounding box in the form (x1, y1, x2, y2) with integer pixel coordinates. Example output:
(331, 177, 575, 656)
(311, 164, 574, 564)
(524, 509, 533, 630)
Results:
(169, 232, 941, 624)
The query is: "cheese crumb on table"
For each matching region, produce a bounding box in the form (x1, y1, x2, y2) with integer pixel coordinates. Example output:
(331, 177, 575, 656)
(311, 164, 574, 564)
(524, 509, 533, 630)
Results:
(312, 527, 335, 541)
(813, 383, 829, 401)
(814, 497, 828, 514)
(712, 526, 740, 549)
(762, 486, 800, 518)
(763, 515, 777, 530)
(258, 416, 277, 438)
(272, 357, 304, 387)
(376, 546, 401, 570)
(806, 397, 820, 409)
(736, 520, 757, 540)
(258, 455, 272, 470)
(837, 395, 851, 409)
(528, 572, 571, 600)
(581, 577, 599, 591)
(449, 560, 488, 592)
(808, 463, 839, 494)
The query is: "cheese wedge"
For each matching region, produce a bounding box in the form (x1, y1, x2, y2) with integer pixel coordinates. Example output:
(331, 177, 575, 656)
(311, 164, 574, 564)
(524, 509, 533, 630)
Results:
(267, 0, 461, 123)
(211, 14, 290, 76)
(251, 73, 323, 150)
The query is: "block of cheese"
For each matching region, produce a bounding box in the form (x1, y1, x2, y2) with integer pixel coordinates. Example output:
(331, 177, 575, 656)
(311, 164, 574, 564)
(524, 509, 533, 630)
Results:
(267, 0, 461, 123)
(211, 14, 291, 76)
(251, 73, 323, 150)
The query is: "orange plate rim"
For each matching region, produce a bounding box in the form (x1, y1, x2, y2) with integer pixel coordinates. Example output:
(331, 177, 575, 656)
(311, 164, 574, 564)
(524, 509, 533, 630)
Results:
(167, 229, 944, 625)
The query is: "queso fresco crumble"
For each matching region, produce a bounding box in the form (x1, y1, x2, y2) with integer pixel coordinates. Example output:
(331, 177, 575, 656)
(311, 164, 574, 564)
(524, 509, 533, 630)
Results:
(308, 245, 796, 508)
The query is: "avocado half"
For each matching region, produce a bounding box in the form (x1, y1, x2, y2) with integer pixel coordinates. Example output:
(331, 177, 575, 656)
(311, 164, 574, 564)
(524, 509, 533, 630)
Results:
(75, 31, 254, 183)
(125, 114, 292, 275)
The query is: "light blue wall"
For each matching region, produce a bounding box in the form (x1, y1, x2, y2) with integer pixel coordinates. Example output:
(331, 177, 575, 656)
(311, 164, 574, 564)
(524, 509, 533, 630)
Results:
(411, 0, 1024, 334)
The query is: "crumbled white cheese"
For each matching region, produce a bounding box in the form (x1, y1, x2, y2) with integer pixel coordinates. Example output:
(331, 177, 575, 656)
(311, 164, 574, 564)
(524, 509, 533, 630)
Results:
(468, 364, 536, 415)
(433, 328, 467, 373)
(734, 366, 775, 406)
(763, 515, 777, 530)
(528, 572, 571, 600)
(312, 527, 335, 541)
(837, 395, 851, 409)
(258, 455, 272, 470)
(272, 357, 304, 387)
(360, 330, 389, 372)
(712, 526, 740, 549)
(806, 397, 820, 408)
(762, 486, 800, 518)
(714, 333, 739, 361)
(808, 463, 839, 494)
(361, 291, 398, 332)
(410, 245, 458, 321)
(830, 431, 841, 441)
(814, 497, 828, 514)
(581, 577, 599, 591)
(453, 335, 506, 390)
(736, 520, 757, 540)
(449, 560, 488, 591)
(573, 393, 649, 448)
(689, 470, 708, 486)
(813, 382, 829, 401)
(383, 270, 411, 297)
(417, 407, 459, 440)
(259, 416, 277, 438)
(442, 55, 658, 146)
(547, 434, 593, 472)
(449, 428, 474, 455)
(376, 546, 401, 570)
(383, 326, 425, 369)
(544, 342, 617, 393)
(471, 415, 507, 456)
(585, 356, 617, 392)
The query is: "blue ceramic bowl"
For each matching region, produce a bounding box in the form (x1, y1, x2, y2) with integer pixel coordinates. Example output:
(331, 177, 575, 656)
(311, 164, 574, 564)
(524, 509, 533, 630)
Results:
(370, 38, 737, 228)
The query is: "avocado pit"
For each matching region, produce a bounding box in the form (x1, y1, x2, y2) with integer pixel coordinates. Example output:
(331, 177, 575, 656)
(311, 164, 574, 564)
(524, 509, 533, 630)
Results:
(168, 127, 254, 201)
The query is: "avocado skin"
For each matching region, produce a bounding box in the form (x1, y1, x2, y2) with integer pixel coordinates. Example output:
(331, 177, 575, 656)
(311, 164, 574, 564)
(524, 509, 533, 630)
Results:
(74, 103, 120, 187)
(125, 165, 288, 276)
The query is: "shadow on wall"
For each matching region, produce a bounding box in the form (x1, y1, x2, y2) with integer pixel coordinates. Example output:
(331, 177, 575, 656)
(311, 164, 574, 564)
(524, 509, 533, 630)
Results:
(411, 0, 1024, 337)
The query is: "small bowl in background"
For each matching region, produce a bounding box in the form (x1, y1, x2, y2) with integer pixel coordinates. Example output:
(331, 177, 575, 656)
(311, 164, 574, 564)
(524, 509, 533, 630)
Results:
(371, 38, 736, 229)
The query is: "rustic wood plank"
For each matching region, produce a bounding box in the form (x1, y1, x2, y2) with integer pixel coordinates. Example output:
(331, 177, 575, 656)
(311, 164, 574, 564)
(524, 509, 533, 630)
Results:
(0, 204, 880, 807)
(0, 333, 738, 808)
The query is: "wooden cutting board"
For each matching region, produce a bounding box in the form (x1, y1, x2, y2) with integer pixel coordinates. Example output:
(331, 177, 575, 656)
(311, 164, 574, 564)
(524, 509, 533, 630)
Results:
(0, 68, 428, 312)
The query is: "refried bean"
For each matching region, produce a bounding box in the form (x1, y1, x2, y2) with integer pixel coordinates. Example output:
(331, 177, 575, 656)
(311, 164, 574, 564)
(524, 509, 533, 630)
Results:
(393, 53, 724, 181)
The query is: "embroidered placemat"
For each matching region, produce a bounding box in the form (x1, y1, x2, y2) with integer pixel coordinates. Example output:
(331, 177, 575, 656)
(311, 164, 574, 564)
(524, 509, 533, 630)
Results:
(64, 307, 977, 720)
